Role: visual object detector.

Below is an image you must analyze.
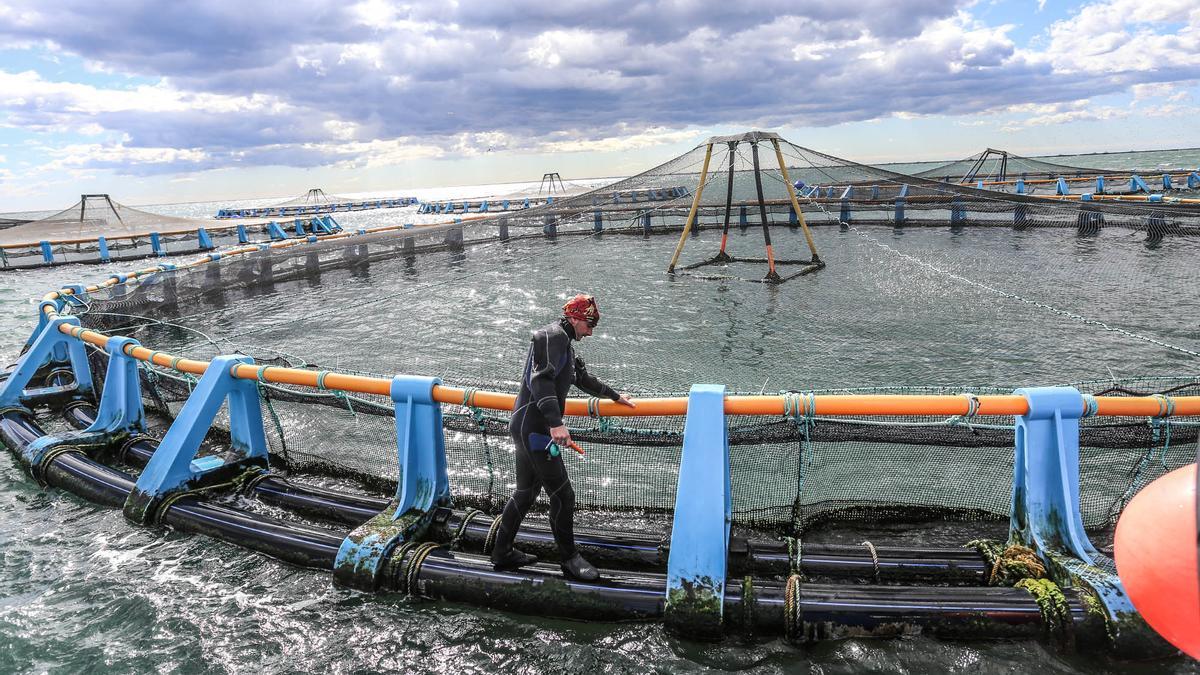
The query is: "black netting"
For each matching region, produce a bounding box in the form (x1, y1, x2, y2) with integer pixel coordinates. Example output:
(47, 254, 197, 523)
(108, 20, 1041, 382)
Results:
(68, 132, 1200, 538)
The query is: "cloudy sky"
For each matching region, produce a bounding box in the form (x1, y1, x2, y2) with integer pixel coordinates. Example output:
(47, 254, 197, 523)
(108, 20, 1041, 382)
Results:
(0, 0, 1196, 210)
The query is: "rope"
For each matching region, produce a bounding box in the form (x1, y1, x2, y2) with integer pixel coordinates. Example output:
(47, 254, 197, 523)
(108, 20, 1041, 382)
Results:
(149, 465, 265, 526)
(451, 509, 484, 550)
(460, 388, 495, 493)
(318, 370, 357, 419)
(255, 366, 288, 454)
(404, 542, 440, 596)
(483, 515, 503, 555)
(1081, 394, 1099, 418)
(860, 540, 881, 583)
(741, 576, 755, 639)
(785, 536, 802, 575)
(784, 573, 802, 641)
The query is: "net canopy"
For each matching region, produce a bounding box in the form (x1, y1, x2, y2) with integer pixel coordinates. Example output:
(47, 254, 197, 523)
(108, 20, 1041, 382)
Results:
(69, 132, 1200, 540)
(273, 188, 362, 208)
(914, 148, 1200, 194)
(0, 194, 217, 246)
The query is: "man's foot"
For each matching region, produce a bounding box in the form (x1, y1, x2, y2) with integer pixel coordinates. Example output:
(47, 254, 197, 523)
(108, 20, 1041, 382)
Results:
(560, 553, 599, 581)
(491, 548, 538, 571)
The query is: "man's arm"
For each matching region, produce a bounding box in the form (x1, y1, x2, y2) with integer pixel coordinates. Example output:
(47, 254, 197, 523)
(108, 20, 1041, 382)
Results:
(572, 356, 621, 401)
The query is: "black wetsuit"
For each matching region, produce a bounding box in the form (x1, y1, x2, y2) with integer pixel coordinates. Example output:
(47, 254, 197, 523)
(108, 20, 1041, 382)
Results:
(492, 318, 621, 559)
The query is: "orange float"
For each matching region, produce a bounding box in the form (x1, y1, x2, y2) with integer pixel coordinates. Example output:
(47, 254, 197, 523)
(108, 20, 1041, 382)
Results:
(1114, 463, 1199, 659)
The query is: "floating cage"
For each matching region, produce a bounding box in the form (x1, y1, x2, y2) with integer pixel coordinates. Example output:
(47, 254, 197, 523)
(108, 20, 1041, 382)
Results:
(915, 147, 1200, 196)
(2, 132, 1199, 657)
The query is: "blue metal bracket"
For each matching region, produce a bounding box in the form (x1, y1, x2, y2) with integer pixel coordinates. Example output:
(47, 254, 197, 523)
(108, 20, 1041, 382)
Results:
(332, 374, 450, 592)
(1130, 174, 1150, 193)
(1096, 176, 1106, 194)
(1188, 172, 1200, 189)
(0, 314, 94, 409)
(1056, 177, 1069, 195)
(197, 228, 214, 250)
(294, 219, 305, 237)
(665, 384, 730, 639)
(1015, 179, 1026, 194)
(98, 236, 111, 262)
(236, 223, 249, 244)
(20, 336, 145, 484)
(1010, 386, 1161, 656)
(123, 354, 268, 525)
(40, 241, 54, 264)
(1162, 174, 1173, 190)
(150, 231, 164, 256)
(267, 221, 287, 241)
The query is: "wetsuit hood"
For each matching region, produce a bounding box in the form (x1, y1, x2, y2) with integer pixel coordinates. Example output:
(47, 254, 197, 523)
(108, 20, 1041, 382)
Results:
(559, 317, 579, 341)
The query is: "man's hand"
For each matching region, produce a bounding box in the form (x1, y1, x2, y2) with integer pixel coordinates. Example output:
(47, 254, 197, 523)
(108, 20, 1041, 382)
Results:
(617, 393, 637, 408)
(549, 424, 572, 446)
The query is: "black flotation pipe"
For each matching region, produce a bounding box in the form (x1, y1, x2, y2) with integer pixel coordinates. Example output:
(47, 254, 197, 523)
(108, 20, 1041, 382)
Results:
(60, 399, 988, 583)
(1, 408, 342, 569)
(7, 405, 1108, 642)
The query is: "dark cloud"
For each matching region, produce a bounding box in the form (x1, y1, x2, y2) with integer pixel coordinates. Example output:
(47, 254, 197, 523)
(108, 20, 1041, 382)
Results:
(0, 0, 1194, 176)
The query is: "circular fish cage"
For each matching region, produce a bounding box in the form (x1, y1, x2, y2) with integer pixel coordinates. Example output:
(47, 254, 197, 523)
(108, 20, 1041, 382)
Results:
(2, 132, 1199, 657)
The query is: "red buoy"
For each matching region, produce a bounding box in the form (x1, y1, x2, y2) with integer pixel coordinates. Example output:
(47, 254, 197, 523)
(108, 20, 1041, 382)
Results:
(1114, 463, 1199, 659)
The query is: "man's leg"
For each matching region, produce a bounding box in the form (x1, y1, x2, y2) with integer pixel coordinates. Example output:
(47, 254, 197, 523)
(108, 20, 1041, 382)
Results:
(534, 452, 598, 581)
(491, 434, 542, 569)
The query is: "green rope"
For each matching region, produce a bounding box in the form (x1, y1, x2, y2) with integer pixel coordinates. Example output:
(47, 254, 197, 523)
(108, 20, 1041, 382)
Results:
(461, 388, 495, 493)
(256, 366, 288, 454)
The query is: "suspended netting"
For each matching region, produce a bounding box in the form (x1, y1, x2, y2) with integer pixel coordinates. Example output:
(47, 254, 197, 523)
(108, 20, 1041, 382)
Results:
(913, 148, 1200, 195)
(273, 188, 362, 208)
(67, 132, 1200, 538)
(0, 194, 210, 245)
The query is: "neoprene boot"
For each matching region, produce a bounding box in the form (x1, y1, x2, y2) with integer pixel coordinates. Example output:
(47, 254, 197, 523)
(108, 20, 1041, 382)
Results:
(560, 553, 599, 581)
(491, 548, 538, 571)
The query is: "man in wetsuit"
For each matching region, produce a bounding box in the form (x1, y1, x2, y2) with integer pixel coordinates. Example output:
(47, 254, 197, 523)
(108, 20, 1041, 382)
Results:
(490, 293, 636, 580)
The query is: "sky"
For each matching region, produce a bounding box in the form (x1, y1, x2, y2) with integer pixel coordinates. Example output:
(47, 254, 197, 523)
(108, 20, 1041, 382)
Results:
(0, 0, 1196, 211)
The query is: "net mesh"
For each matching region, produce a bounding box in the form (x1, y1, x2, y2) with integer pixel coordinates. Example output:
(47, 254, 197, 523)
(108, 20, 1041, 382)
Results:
(69, 132, 1200, 538)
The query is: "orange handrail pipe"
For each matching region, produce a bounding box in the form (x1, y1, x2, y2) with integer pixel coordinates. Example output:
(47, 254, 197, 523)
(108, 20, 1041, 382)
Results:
(54, 321, 1200, 419)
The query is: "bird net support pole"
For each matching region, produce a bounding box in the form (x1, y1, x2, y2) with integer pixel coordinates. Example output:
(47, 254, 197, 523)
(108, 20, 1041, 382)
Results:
(771, 139, 822, 263)
(667, 143, 714, 273)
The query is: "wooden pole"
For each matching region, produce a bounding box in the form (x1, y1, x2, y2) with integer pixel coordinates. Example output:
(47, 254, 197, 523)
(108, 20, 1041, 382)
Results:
(667, 143, 714, 273)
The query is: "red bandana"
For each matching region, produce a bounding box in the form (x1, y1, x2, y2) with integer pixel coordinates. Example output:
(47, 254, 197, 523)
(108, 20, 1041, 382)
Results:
(562, 294, 600, 327)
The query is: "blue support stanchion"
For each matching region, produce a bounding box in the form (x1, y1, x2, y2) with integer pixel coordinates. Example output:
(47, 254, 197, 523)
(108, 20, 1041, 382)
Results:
(480, 200, 489, 213)
(1096, 176, 1106, 194)
(267, 221, 287, 241)
(1130, 174, 1150, 193)
(98, 236, 111, 262)
(1009, 386, 1163, 656)
(738, 206, 748, 230)
(665, 384, 729, 638)
(523, 198, 530, 209)
(894, 197, 906, 226)
(1056, 177, 1069, 195)
(333, 375, 449, 591)
(197, 228, 214, 251)
(324, 215, 341, 233)
(124, 355, 269, 525)
(1188, 172, 1200, 189)
(295, 219, 306, 236)
(502, 199, 510, 211)
(1016, 179, 1026, 194)
(1162, 174, 1172, 190)
(150, 232, 164, 256)
(0, 315, 94, 409)
(236, 224, 248, 244)
(641, 212, 651, 236)
(20, 335, 145, 484)
(40, 241, 53, 264)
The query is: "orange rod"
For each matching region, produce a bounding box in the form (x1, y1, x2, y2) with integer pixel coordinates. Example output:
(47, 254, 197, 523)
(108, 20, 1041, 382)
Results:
(48, 317, 1200, 419)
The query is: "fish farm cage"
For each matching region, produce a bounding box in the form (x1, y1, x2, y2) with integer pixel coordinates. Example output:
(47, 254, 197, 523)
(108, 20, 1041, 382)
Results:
(914, 148, 1200, 197)
(2, 131, 1198, 658)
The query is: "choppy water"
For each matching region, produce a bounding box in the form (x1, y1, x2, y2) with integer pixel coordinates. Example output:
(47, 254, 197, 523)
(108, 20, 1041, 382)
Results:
(2, 149, 1200, 673)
